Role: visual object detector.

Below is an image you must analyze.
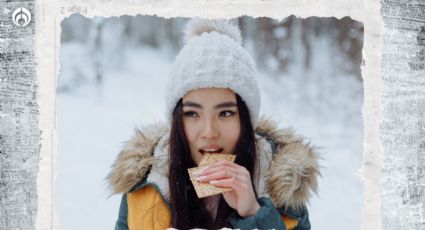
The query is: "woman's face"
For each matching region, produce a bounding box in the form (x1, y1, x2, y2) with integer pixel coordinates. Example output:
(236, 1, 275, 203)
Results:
(182, 88, 241, 165)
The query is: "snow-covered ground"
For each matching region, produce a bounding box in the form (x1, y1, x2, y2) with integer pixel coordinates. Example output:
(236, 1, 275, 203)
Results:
(55, 42, 363, 229)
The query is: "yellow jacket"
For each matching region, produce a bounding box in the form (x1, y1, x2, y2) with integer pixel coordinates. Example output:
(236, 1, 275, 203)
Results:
(120, 185, 300, 230)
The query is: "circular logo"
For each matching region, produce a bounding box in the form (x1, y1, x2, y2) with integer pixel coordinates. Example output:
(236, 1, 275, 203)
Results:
(12, 7, 31, 27)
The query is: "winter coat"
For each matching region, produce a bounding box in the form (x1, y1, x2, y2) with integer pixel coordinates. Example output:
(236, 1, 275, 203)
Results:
(107, 118, 320, 230)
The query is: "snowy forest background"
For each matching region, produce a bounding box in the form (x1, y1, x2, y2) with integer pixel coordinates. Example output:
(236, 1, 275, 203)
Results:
(55, 15, 364, 230)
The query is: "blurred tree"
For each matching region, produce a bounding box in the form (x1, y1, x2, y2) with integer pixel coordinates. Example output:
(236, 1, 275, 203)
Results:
(59, 15, 364, 92)
(237, 16, 364, 78)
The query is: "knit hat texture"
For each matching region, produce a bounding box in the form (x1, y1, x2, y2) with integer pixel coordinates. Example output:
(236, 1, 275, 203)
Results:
(165, 18, 261, 125)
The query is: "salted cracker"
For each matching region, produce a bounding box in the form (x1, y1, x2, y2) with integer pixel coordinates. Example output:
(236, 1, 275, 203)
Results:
(188, 153, 236, 198)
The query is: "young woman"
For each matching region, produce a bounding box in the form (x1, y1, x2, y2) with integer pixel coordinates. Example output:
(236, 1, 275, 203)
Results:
(108, 19, 320, 230)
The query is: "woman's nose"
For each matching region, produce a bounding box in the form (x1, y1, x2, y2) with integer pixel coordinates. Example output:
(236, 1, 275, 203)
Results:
(201, 119, 219, 139)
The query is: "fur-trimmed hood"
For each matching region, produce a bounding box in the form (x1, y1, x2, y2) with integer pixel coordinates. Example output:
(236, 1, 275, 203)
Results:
(107, 117, 320, 210)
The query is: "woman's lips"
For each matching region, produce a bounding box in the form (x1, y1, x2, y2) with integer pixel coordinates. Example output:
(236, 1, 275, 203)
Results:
(199, 148, 224, 154)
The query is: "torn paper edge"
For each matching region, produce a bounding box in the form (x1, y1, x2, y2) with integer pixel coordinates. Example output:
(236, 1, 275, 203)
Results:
(35, 0, 383, 229)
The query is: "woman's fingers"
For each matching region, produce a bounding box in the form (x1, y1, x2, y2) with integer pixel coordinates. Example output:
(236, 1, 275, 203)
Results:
(196, 169, 236, 182)
(209, 176, 248, 190)
(196, 168, 248, 183)
(202, 161, 259, 217)
(195, 161, 250, 183)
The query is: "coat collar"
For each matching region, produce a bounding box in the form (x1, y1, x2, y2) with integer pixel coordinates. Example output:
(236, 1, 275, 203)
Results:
(107, 117, 320, 210)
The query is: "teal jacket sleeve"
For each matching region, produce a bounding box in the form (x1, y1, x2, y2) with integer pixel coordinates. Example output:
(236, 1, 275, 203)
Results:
(278, 203, 311, 230)
(228, 197, 286, 230)
(228, 197, 311, 230)
(115, 194, 128, 230)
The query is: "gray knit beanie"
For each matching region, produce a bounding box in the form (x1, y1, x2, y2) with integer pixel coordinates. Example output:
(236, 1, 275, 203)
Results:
(165, 18, 261, 125)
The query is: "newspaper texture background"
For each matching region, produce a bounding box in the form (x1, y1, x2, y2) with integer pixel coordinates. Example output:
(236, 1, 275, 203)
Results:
(0, 1, 40, 230)
(3, 0, 425, 229)
(380, 0, 425, 228)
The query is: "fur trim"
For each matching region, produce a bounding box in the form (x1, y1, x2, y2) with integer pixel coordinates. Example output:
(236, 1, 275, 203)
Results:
(106, 118, 320, 210)
(256, 118, 321, 210)
(106, 123, 168, 194)
(183, 18, 242, 45)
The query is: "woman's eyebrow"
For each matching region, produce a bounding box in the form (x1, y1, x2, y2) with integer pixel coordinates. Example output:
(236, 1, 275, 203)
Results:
(182, 101, 237, 109)
(182, 101, 202, 108)
(214, 102, 237, 109)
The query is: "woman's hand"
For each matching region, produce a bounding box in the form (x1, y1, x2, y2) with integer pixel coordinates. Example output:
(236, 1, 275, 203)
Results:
(194, 160, 260, 217)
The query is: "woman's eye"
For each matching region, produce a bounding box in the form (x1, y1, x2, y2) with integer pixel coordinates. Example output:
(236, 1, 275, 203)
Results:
(220, 111, 236, 117)
(183, 111, 198, 118)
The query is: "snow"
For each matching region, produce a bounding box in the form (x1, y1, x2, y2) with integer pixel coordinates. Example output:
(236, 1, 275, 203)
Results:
(55, 38, 363, 229)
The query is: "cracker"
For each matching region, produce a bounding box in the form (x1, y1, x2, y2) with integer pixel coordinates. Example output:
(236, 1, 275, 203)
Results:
(198, 153, 236, 167)
(187, 153, 236, 198)
(187, 167, 233, 198)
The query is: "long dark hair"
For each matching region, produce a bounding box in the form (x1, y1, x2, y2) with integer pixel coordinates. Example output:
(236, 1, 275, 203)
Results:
(168, 93, 258, 229)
